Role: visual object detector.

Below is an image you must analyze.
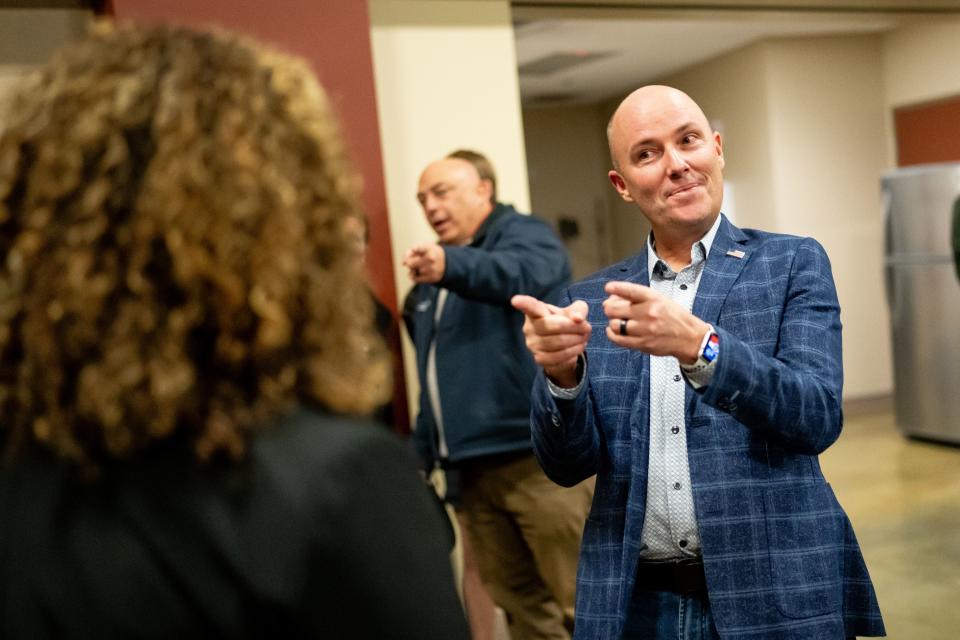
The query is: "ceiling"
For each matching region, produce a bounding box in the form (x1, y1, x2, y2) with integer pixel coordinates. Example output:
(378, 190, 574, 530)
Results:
(513, 6, 954, 107)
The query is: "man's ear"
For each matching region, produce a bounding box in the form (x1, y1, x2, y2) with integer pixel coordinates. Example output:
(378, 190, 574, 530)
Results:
(608, 170, 633, 203)
(714, 131, 725, 170)
(478, 179, 494, 202)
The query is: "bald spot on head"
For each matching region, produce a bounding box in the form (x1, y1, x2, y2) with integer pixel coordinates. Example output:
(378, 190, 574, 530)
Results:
(606, 85, 712, 171)
(419, 157, 480, 190)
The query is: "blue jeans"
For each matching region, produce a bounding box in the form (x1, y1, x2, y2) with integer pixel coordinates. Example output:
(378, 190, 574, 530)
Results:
(623, 589, 721, 640)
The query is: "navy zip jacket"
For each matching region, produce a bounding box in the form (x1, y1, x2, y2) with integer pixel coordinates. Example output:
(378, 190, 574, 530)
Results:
(403, 203, 571, 468)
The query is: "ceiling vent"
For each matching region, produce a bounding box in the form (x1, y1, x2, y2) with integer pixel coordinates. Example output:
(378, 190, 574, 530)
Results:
(518, 51, 613, 76)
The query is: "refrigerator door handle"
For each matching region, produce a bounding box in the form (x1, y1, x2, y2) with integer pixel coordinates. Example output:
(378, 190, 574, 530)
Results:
(953, 195, 960, 284)
(883, 189, 896, 315)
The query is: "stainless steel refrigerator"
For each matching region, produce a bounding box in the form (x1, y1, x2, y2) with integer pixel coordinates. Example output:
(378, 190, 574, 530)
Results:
(882, 163, 960, 444)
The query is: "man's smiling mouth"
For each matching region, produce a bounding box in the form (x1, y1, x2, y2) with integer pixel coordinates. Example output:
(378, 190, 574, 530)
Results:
(666, 183, 701, 198)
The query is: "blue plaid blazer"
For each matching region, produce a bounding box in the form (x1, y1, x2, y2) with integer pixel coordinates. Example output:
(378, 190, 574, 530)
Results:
(531, 216, 884, 639)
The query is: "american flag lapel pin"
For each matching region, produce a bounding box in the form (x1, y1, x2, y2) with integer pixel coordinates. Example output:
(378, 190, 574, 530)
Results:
(726, 249, 746, 259)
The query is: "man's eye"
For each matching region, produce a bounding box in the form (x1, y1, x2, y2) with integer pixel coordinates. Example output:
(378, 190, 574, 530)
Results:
(681, 134, 698, 145)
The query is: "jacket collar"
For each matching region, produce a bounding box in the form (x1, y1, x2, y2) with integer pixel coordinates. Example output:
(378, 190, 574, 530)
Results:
(468, 202, 509, 246)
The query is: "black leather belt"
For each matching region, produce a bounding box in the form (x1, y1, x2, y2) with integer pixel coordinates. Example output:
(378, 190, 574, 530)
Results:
(635, 557, 707, 595)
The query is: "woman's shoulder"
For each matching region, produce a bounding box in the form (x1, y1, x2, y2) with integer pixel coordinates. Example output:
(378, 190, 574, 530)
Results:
(253, 408, 409, 469)
(248, 408, 422, 508)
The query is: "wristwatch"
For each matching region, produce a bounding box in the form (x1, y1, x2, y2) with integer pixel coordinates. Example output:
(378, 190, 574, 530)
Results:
(682, 326, 719, 375)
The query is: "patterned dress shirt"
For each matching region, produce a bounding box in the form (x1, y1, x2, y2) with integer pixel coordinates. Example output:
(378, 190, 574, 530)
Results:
(548, 215, 722, 560)
(639, 215, 720, 559)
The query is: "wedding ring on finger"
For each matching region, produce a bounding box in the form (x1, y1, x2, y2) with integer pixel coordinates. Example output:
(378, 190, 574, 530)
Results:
(619, 318, 628, 336)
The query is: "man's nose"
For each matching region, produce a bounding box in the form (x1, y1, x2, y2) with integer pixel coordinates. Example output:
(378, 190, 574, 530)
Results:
(422, 193, 440, 213)
(665, 147, 690, 176)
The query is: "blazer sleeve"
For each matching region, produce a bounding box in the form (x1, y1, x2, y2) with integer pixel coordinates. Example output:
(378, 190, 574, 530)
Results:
(530, 371, 601, 487)
(440, 215, 570, 306)
(529, 291, 602, 487)
(698, 237, 844, 455)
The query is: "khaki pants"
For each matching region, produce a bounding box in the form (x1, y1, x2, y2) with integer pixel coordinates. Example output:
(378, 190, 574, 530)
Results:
(456, 452, 594, 640)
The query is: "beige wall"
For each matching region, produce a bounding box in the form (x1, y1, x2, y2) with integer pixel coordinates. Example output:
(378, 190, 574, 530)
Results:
(658, 41, 777, 232)
(881, 18, 960, 163)
(572, 42, 779, 268)
(523, 33, 896, 398)
(0, 70, 25, 125)
(0, 9, 89, 66)
(521, 18, 960, 402)
(883, 18, 960, 110)
(368, 0, 530, 419)
(763, 35, 891, 399)
(661, 35, 893, 399)
(524, 35, 895, 399)
(522, 104, 614, 278)
(0, 9, 90, 126)
(596, 93, 656, 265)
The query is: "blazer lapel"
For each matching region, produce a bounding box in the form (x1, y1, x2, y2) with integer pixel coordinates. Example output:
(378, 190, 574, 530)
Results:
(692, 214, 750, 326)
(615, 245, 652, 618)
(609, 246, 650, 288)
(602, 245, 649, 404)
(622, 246, 650, 402)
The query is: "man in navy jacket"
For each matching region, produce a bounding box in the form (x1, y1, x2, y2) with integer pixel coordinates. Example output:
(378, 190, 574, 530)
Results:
(512, 87, 884, 639)
(403, 150, 593, 639)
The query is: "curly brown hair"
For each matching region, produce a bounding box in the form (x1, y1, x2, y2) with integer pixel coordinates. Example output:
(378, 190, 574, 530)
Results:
(0, 21, 390, 468)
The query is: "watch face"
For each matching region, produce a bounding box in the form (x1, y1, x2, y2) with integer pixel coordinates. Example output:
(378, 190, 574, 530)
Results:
(703, 333, 720, 363)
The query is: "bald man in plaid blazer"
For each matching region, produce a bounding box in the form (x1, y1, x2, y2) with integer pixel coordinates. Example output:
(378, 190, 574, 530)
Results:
(513, 85, 884, 639)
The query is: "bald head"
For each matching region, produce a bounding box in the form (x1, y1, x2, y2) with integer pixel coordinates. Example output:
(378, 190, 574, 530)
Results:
(417, 156, 495, 245)
(607, 85, 712, 170)
(603, 84, 724, 244)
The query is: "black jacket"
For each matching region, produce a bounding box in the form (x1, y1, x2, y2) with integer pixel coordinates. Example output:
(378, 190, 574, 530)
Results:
(0, 410, 469, 639)
(403, 203, 571, 467)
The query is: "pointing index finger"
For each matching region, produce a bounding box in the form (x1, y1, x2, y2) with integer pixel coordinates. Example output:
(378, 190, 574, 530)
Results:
(511, 295, 550, 320)
(605, 281, 656, 302)
(566, 299, 588, 323)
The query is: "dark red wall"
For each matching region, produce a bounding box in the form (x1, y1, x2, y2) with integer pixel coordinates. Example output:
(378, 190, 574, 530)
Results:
(895, 95, 960, 167)
(105, 0, 409, 430)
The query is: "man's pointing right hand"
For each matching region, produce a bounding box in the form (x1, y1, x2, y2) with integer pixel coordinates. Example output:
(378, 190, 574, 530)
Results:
(511, 295, 591, 389)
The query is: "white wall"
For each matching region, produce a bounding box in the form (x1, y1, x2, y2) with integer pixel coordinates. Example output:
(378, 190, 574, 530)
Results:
(368, 0, 530, 419)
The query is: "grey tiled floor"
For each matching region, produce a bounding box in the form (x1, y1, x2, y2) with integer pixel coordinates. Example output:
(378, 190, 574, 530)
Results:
(821, 408, 960, 640)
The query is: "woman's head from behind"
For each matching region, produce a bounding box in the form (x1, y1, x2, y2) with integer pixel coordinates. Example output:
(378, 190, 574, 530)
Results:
(0, 21, 389, 469)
